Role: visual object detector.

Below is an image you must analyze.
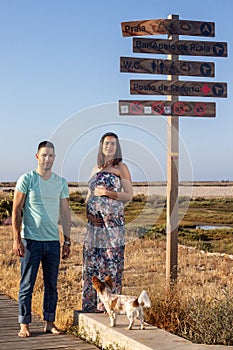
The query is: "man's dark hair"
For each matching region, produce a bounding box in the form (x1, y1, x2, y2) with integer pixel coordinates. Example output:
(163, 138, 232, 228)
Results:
(37, 141, 55, 152)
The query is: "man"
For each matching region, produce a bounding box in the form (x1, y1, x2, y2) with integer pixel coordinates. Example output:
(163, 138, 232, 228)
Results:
(12, 141, 71, 337)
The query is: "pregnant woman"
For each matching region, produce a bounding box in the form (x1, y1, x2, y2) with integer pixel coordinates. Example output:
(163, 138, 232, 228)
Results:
(82, 132, 133, 312)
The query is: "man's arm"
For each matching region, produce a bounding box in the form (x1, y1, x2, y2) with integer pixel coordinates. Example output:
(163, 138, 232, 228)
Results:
(12, 190, 26, 257)
(60, 198, 71, 259)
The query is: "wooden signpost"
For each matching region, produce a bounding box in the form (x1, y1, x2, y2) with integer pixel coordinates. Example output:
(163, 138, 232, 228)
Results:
(130, 80, 227, 97)
(120, 57, 215, 77)
(119, 100, 216, 117)
(121, 19, 215, 37)
(119, 14, 228, 284)
(133, 38, 227, 57)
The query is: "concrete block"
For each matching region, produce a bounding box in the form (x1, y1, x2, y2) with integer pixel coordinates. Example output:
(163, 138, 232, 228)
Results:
(73, 311, 233, 350)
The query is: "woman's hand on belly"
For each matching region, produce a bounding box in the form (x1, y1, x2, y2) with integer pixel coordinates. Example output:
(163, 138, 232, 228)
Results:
(86, 212, 105, 227)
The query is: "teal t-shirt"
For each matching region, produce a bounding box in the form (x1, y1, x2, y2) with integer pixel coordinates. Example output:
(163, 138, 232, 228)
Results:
(16, 170, 69, 241)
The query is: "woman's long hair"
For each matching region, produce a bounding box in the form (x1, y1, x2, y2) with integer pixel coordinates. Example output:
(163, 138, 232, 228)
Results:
(97, 132, 122, 168)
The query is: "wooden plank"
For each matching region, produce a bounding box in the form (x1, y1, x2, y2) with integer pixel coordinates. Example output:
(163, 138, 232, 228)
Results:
(119, 100, 216, 117)
(130, 80, 227, 98)
(121, 19, 215, 37)
(120, 57, 215, 77)
(133, 38, 228, 57)
(0, 294, 98, 350)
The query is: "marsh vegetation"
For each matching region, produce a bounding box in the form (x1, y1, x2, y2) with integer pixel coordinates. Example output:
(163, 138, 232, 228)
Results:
(0, 189, 233, 345)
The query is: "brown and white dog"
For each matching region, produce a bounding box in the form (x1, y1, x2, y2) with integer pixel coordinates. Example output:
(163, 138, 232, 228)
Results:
(92, 275, 151, 330)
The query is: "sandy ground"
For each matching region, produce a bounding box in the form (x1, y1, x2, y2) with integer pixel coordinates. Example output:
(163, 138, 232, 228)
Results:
(2, 184, 233, 198)
(72, 185, 233, 198)
(133, 185, 233, 198)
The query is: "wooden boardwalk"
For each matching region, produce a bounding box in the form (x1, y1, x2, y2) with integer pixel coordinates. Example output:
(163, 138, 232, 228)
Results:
(0, 294, 98, 350)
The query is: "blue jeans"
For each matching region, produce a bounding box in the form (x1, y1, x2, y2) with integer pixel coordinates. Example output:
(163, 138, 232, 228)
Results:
(18, 239, 60, 324)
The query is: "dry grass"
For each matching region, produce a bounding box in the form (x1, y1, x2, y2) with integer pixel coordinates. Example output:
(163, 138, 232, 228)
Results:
(0, 224, 233, 344)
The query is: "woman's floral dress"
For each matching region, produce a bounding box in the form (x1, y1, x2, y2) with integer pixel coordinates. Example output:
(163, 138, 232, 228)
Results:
(82, 171, 125, 312)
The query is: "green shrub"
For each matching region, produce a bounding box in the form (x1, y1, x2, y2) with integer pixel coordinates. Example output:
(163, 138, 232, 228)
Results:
(69, 190, 85, 204)
(0, 197, 13, 222)
(132, 194, 147, 202)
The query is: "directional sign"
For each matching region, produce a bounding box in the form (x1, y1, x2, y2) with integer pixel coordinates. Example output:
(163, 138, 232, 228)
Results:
(121, 19, 215, 37)
(133, 38, 228, 57)
(119, 100, 216, 117)
(120, 57, 215, 77)
(130, 80, 227, 98)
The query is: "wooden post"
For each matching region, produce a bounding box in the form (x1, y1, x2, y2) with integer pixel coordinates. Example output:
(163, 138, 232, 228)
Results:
(120, 14, 227, 282)
(166, 14, 179, 283)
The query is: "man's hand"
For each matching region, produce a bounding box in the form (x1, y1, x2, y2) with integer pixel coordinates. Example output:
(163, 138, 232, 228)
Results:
(62, 243, 71, 260)
(13, 239, 25, 257)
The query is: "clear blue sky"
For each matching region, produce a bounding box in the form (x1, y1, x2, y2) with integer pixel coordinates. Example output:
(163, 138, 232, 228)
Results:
(0, 0, 232, 182)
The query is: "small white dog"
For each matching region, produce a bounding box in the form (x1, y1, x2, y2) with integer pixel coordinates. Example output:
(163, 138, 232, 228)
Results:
(92, 275, 151, 330)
